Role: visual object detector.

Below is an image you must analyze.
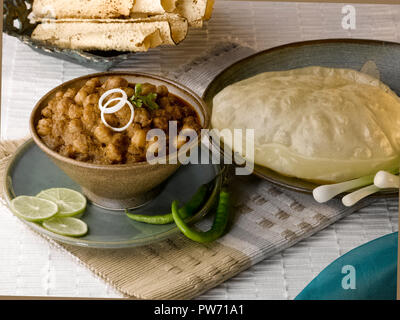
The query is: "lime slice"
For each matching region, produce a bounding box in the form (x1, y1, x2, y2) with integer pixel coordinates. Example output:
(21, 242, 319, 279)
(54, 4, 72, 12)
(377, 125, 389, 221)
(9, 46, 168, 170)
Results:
(37, 188, 87, 217)
(10, 196, 58, 222)
(42, 217, 88, 237)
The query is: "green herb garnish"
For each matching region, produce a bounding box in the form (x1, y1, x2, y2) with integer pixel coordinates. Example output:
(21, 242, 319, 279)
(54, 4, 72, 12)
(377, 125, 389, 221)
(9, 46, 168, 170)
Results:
(130, 83, 160, 110)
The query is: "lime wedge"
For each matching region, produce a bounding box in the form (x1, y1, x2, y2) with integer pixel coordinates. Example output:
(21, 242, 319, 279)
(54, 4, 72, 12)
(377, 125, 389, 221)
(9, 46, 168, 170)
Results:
(42, 217, 88, 237)
(11, 196, 58, 222)
(37, 188, 87, 217)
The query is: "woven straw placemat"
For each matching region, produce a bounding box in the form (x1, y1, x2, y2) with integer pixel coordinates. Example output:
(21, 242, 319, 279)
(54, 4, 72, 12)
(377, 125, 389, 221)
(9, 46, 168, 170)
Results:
(0, 137, 374, 299)
(0, 43, 380, 299)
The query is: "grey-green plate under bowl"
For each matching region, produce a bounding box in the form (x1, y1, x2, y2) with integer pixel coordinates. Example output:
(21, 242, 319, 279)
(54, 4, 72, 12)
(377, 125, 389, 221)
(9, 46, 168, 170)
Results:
(203, 38, 400, 198)
(3, 140, 222, 248)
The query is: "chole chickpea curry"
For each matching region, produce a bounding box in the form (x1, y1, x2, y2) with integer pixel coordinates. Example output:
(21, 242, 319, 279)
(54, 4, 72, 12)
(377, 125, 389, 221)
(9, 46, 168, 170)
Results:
(36, 76, 202, 164)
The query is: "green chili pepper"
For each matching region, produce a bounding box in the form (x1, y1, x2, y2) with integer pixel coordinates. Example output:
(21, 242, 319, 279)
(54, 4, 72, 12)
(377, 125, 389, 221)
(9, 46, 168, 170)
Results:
(126, 183, 210, 225)
(171, 189, 230, 243)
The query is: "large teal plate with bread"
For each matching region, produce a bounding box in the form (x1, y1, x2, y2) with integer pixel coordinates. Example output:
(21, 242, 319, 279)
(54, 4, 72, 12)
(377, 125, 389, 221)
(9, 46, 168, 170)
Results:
(203, 39, 400, 198)
(3, 140, 222, 248)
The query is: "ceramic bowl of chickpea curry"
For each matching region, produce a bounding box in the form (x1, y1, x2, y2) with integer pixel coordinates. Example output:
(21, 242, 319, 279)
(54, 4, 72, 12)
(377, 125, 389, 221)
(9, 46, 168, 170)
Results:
(30, 72, 209, 210)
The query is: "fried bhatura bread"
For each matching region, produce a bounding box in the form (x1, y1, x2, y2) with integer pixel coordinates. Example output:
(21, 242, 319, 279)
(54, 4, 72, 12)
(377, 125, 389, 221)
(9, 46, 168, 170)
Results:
(211, 66, 400, 183)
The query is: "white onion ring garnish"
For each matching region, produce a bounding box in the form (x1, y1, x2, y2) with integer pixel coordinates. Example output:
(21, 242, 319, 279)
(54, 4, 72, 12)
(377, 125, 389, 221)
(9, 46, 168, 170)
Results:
(98, 88, 135, 132)
(101, 100, 135, 132)
(98, 88, 127, 114)
(100, 97, 128, 114)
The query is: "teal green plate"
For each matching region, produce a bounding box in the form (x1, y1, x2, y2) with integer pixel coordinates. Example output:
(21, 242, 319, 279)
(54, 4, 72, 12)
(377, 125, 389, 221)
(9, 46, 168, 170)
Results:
(295, 232, 398, 300)
(3, 139, 222, 248)
(203, 38, 400, 198)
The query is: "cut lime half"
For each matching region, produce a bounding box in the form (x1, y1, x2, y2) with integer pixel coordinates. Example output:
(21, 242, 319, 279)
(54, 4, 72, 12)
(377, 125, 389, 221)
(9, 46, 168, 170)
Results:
(42, 217, 88, 237)
(10, 196, 58, 222)
(37, 188, 87, 217)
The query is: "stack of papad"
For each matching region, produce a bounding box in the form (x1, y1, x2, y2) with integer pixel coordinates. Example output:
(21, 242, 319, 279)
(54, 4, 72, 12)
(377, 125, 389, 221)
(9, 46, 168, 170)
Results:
(31, 0, 215, 51)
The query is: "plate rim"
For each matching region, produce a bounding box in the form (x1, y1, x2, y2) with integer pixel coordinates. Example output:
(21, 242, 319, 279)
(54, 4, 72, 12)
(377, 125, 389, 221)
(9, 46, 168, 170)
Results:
(203, 38, 400, 197)
(3, 139, 223, 248)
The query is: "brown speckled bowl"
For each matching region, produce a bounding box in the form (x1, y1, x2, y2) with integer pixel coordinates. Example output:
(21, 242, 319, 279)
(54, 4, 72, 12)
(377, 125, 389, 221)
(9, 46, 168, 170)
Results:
(30, 72, 210, 210)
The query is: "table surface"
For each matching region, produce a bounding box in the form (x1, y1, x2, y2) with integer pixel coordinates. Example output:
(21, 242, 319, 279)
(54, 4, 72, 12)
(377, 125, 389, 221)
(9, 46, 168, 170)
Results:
(1, 0, 399, 299)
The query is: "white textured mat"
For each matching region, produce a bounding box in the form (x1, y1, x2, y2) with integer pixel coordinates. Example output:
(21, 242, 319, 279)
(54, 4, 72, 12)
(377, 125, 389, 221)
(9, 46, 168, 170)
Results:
(1, 1, 399, 299)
